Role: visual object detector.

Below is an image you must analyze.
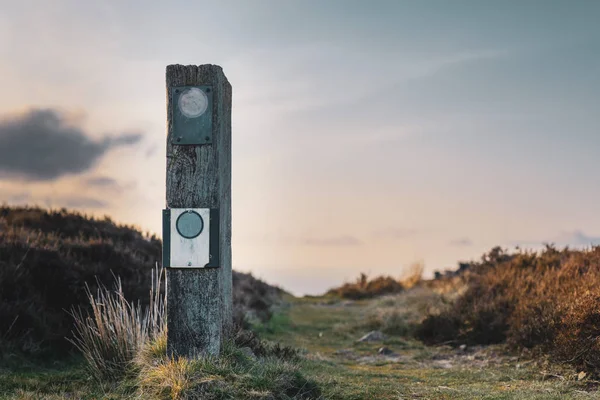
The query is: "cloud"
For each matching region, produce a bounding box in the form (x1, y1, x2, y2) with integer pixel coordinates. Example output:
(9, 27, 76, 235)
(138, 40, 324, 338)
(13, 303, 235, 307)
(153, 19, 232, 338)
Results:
(373, 227, 419, 239)
(85, 176, 119, 187)
(40, 195, 109, 209)
(302, 235, 362, 247)
(510, 230, 600, 248)
(0, 186, 109, 210)
(61, 196, 109, 209)
(145, 145, 158, 158)
(449, 237, 473, 247)
(410, 49, 510, 81)
(2, 191, 32, 204)
(240, 232, 363, 247)
(83, 176, 131, 195)
(555, 230, 600, 246)
(0, 108, 142, 181)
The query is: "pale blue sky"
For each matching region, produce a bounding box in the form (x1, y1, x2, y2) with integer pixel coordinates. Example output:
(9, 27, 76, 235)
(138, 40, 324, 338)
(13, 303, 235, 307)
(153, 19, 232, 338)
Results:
(1, 1, 599, 295)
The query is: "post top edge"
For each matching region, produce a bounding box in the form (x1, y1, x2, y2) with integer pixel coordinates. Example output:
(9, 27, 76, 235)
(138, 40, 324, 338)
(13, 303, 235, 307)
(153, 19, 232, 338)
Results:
(166, 64, 223, 71)
(166, 64, 231, 87)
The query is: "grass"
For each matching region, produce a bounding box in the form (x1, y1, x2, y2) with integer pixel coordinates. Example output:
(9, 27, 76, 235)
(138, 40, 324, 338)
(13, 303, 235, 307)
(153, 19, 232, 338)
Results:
(3, 286, 600, 399)
(0, 277, 318, 400)
(256, 292, 600, 399)
(0, 359, 124, 399)
(135, 336, 319, 399)
(68, 266, 165, 382)
(0, 338, 320, 400)
(61, 260, 318, 399)
(345, 287, 449, 336)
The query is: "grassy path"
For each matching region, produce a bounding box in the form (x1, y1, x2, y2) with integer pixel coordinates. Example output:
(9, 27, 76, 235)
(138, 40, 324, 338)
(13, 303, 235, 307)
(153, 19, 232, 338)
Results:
(1, 290, 599, 399)
(258, 294, 600, 400)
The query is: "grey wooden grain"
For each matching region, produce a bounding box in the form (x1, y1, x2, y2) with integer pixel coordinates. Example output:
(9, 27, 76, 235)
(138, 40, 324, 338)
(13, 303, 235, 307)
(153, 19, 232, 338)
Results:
(165, 64, 232, 357)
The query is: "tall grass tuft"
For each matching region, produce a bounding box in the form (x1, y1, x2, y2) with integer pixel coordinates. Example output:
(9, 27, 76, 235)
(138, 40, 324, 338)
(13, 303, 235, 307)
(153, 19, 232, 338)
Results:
(68, 264, 165, 382)
(400, 261, 424, 289)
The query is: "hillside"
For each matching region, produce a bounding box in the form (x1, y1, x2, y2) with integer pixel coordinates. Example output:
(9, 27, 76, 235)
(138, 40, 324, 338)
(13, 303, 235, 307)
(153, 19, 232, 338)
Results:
(2, 206, 600, 399)
(0, 205, 283, 358)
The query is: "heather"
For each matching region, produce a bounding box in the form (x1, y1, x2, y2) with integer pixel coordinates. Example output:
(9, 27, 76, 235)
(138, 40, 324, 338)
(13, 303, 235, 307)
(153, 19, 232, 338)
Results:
(0, 205, 282, 359)
(417, 245, 600, 376)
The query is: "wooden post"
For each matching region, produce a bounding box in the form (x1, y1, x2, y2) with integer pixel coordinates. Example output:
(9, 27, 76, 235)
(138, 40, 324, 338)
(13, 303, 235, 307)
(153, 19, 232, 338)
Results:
(165, 64, 232, 357)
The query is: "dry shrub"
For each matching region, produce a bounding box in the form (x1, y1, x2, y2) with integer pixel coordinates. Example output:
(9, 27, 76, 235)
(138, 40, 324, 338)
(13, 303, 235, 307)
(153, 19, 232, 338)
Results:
(400, 261, 424, 289)
(233, 329, 301, 361)
(232, 272, 284, 328)
(327, 273, 404, 300)
(416, 245, 600, 376)
(509, 249, 600, 373)
(328, 261, 425, 300)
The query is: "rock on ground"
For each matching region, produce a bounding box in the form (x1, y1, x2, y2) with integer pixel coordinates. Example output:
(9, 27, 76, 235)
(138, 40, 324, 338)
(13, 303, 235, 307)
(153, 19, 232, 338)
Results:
(378, 347, 397, 356)
(357, 330, 387, 342)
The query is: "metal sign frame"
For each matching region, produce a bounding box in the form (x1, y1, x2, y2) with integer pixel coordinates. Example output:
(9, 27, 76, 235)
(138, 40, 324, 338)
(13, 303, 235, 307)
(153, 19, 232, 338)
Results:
(171, 85, 213, 145)
(162, 208, 220, 268)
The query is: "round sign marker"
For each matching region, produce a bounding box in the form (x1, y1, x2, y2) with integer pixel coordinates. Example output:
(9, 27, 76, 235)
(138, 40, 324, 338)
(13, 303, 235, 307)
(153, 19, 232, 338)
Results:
(176, 210, 204, 239)
(178, 87, 208, 118)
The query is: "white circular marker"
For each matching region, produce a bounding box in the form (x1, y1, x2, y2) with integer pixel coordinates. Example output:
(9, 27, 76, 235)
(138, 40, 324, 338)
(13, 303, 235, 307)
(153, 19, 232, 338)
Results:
(178, 88, 208, 118)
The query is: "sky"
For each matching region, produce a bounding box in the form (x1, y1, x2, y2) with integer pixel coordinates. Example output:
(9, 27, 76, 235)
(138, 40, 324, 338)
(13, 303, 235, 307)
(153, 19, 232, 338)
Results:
(1, 0, 600, 295)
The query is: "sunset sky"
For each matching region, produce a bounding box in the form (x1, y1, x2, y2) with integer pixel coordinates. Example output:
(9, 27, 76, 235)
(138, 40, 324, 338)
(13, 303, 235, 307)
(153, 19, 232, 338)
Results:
(1, 1, 600, 295)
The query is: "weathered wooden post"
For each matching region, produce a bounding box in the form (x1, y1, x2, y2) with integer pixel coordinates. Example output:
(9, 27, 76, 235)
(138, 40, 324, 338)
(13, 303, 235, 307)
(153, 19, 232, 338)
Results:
(163, 64, 232, 357)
